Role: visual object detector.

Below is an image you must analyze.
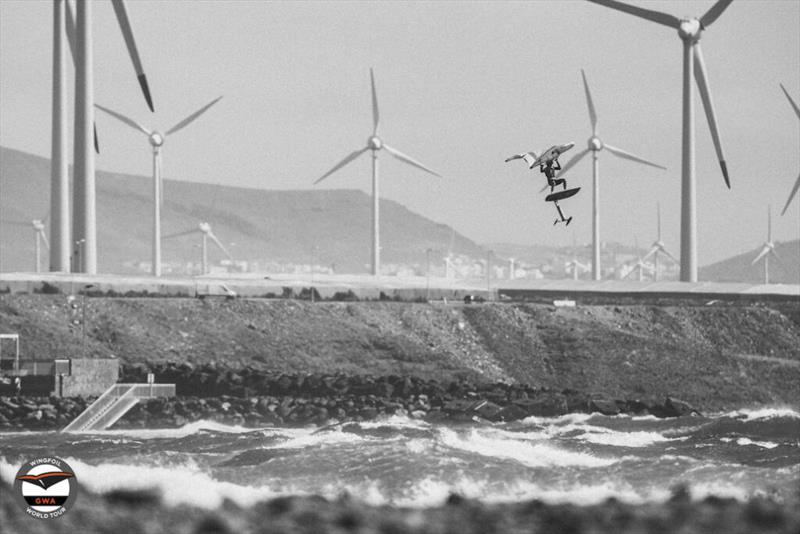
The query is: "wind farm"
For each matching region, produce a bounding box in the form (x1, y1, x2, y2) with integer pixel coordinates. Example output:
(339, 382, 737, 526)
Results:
(94, 96, 222, 277)
(1, 2, 799, 530)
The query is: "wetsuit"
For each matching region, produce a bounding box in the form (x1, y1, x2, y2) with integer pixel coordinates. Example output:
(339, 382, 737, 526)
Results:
(541, 160, 566, 192)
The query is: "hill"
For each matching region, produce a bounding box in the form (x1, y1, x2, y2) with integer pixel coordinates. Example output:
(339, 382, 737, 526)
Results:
(699, 239, 800, 284)
(0, 146, 484, 274)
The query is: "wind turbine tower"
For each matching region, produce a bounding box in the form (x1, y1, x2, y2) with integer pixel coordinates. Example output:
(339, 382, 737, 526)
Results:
(95, 97, 222, 277)
(314, 69, 442, 276)
(642, 204, 678, 281)
(751, 206, 780, 285)
(588, 0, 733, 282)
(60, 0, 155, 274)
(164, 222, 233, 275)
(557, 69, 666, 280)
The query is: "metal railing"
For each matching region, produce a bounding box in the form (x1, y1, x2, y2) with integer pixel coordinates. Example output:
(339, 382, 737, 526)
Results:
(62, 382, 175, 432)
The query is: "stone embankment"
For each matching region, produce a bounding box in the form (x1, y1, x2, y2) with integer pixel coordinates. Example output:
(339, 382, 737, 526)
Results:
(0, 366, 700, 430)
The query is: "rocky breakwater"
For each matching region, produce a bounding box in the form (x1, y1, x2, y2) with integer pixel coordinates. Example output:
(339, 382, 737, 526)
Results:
(113, 363, 700, 429)
(0, 365, 702, 430)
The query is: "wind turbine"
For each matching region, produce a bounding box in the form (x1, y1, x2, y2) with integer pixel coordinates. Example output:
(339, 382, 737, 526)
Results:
(314, 68, 442, 276)
(564, 233, 590, 280)
(588, 0, 733, 282)
(164, 222, 234, 275)
(621, 237, 653, 282)
(557, 69, 666, 280)
(641, 203, 678, 281)
(50, 0, 156, 274)
(94, 96, 222, 277)
(751, 206, 781, 285)
(780, 84, 800, 216)
(1, 216, 50, 273)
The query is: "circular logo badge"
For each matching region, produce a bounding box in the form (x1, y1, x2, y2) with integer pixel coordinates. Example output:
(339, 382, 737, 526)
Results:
(13, 457, 78, 520)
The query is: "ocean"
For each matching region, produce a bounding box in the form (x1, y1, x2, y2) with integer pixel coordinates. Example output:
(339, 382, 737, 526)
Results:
(1, 408, 798, 509)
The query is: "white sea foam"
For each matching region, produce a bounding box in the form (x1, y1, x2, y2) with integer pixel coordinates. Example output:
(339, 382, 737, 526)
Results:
(719, 437, 780, 449)
(519, 412, 595, 426)
(722, 407, 800, 421)
(578, 429, 677, 448)
(98, 419, 269, 439)
(437, 428, 616, 468)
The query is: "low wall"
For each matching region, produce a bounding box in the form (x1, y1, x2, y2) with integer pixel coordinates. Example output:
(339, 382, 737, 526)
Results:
(59, 358, 119, 397)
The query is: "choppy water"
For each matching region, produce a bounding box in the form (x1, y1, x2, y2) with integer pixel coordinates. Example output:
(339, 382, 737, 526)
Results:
(1, 408, 798, 509)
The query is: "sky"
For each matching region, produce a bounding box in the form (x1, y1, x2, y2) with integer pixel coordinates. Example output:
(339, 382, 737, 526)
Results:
(0, 0, 798, 265)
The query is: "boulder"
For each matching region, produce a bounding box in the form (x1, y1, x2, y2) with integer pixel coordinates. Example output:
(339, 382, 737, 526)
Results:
(589, 399, 621, 416)
(513, 395, 568, 417)
(665, 397, 700, 417)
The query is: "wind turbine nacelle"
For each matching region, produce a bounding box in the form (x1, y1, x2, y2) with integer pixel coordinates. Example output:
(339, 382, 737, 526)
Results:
(588, 136, 603, 151)
(678, 19, 702, 41)
(367, 136, 383, 150)
(148, 132, 165, 147)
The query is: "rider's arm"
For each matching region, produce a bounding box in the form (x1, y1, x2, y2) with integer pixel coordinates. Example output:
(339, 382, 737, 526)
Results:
(553, 160, 562, 171)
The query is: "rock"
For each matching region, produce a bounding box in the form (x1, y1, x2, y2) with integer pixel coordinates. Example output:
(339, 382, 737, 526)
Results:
(495, 404, 528, 422)
(471, 400, 503, 421)
(665, 397, 701, 417)
(590, 399, 621, 416)
(513, 395, 568, 417)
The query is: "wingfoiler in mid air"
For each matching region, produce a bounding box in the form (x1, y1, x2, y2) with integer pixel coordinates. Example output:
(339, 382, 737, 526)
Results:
(506, 142, 581, 225)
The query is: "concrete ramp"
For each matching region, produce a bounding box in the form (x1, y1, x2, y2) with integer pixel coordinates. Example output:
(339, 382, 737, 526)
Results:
(62, 383, 175, 432)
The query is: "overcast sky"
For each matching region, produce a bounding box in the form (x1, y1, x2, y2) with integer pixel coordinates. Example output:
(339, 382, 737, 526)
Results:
(1, 0, 798, 265)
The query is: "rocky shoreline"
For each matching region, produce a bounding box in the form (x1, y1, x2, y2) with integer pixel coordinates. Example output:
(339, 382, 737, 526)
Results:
(0, 367, 702, 430)
(1, 479, 798, 534)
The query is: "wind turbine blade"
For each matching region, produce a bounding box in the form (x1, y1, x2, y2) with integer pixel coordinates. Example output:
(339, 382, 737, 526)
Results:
(581, 69, 598, 135)
(642, 246, 659, 262)
(780, 84, 800, 120)
(658, 245, 679, 264)
(699, 0, 733, 29)
(95, 104, 152, 136)
(622, 265, 636, 280)
(383, 144, 442, 177)
(314, 147, 369, 184)
(370, 68, 379, 136)
(780, 174, 800, 215)
(586, 0, 681, 29)
(163, 228, 198, 239)
(207, 231, 234, 261)
(64, 0, 77, 63)
(556, 148, 590, 177)
(67, 4, 101, 154)
(693, 43, 730, 189)
(165, 96, 223, 136)
(111, 0, 154, 111)
(604, 144, 666, 170)
(751, 245, 769, 265)
(40, 230, 50, 251)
